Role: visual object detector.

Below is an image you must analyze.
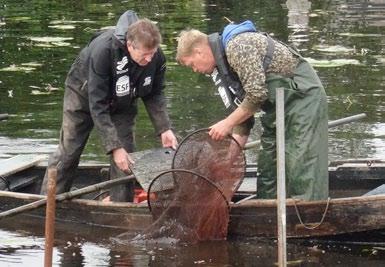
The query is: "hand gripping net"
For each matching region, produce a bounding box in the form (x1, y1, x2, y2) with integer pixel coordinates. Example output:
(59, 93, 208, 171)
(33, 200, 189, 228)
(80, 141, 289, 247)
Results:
(144, 129, 246, 243)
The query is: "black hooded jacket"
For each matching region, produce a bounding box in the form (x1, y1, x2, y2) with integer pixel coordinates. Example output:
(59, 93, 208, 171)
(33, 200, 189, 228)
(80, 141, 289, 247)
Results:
(64, 11, 171, 153)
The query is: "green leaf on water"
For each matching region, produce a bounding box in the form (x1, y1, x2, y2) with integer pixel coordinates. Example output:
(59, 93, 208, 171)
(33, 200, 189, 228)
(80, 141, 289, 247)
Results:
(50, 19, 96, 25)
(34, 43, 55, 48)
(51, 42, 72, 47)
(0, 62, 42, 73)
(48, 25, 76, 30)
(305, 57, 361, 67)
(31, 90, 51, 95)
(28, 36, 73, 43)
(373, 55, 385, 65)
(313, 45, 355, 54)
(0, 65, 34, 73)
(8, 16, 32, 21)
(21, 62, 43, 67)
(338, 32, 384, 38)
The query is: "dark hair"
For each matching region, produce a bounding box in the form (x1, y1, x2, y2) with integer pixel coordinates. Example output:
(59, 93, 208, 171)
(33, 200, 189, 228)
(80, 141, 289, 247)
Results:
(126, 18, 161, 49)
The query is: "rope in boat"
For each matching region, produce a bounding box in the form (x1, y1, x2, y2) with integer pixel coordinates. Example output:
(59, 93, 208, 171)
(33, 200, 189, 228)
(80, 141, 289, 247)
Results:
(292, 197, 331, 230)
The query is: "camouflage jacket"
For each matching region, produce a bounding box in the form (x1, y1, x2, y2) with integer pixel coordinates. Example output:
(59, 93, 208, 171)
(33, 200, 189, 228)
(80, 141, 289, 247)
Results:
(226, 32, 299, 115)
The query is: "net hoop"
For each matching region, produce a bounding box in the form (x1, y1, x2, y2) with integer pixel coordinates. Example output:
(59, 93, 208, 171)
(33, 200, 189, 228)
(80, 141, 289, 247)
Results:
(147, 168, 230, 214)
(171, 128, 246, 193)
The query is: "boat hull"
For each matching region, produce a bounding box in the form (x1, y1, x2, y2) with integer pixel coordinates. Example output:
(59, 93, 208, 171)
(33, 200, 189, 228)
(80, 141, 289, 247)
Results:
(0, 159, 385, 239)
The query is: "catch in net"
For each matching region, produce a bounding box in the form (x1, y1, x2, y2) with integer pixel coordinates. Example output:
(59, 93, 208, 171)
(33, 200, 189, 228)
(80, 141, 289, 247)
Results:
(141, 128, 246, 243)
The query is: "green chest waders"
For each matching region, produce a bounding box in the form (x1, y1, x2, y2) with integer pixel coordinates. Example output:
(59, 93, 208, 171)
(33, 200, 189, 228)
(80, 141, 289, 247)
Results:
(257, 51, 329, 201)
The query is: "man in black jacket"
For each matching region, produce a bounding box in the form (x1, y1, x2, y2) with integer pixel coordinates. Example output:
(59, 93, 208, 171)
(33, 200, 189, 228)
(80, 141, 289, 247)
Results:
(40, 10, 178, 201)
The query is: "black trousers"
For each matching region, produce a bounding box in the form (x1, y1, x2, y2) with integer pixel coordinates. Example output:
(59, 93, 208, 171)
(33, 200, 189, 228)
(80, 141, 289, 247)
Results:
(40, 85, 136, 202)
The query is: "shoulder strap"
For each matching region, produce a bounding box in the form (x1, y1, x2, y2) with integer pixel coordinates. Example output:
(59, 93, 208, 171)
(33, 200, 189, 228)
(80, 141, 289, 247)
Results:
(262, 33, 275, 72)
(208, 33, 229, 75)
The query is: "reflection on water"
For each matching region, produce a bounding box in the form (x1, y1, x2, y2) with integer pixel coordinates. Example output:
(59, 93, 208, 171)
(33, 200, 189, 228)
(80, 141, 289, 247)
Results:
(1, 0, 385, 266)
(1, 228, 385, 266)
(1, 0, 385, 162)
(286, 0, 312, 47)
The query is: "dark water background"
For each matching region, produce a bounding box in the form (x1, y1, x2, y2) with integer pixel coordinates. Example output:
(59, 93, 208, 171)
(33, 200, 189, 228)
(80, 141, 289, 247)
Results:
(1, 0, 385, 266)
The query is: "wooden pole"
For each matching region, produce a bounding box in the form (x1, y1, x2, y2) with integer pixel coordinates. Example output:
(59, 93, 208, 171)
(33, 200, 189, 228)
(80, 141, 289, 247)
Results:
(276, 87, 287, 267)
(44, 168, 57, 267)
(327, 113, 366, 128)
(243, 113, 366, 150)
(0, 174, 135, 219)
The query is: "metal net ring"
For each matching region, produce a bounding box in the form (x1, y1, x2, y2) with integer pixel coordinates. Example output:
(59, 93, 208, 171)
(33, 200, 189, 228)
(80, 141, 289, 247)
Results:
(147, 168, 229, 216)
(171, 128, 246, 199)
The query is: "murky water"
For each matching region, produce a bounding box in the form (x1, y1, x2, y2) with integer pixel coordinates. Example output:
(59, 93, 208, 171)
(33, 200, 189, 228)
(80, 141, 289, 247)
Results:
(1, 0, 385, 266)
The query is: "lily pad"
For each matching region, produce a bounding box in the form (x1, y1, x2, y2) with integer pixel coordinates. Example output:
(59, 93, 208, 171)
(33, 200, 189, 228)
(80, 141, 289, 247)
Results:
(0, 64, 35, 73)
(373, 55, 385, 65)
(313, 45, 354, 54)
(0, 62, 42, 73)
(50, 41, 72, 47)
(31, 90, 51, 95)
(34, 43, 55, 48)
(28, 36, 73, 47)
(305, 57, 361, 67)
(48, 25, 76, 30)
(338, 32, 383, 38)
(50, 19, 96, 24)
(28, 36, 73, 43)
(8, 16, 32, 21)
(21, 62, 43, 67)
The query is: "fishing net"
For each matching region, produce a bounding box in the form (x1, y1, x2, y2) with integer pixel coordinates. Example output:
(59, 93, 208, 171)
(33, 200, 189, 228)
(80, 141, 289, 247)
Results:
(172, 128, 246, 201)
(140, 169, 229, 242)
(138, 128, 246, 243)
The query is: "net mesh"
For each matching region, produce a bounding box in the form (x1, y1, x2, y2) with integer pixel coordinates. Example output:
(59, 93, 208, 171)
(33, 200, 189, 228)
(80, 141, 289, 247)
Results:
(143, 169, 230, 242)
(172, 128, 246, 201)
(140, 129, 246, 243)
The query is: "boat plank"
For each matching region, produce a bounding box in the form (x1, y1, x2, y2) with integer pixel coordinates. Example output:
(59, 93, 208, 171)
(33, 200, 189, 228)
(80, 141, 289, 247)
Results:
(0, 155, 46, 177)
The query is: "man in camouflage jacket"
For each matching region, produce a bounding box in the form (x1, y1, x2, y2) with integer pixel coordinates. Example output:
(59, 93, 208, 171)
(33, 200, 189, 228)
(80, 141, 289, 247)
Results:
(176, 22, 328, 201)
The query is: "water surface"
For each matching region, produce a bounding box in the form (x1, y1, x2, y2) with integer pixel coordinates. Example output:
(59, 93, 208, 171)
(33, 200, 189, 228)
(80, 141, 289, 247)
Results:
(1, 0, 385, 266)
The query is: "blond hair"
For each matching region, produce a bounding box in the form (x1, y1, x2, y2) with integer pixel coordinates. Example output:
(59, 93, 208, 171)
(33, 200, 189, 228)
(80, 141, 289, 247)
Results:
(176, 29, 208, 62)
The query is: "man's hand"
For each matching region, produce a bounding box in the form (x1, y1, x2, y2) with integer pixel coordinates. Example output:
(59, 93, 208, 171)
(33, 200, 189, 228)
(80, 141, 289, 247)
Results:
(209, 106, 254, 141)
(209, 118, 233, 141)
(160, 129, 178, 150)
(112, 147, 135, 173)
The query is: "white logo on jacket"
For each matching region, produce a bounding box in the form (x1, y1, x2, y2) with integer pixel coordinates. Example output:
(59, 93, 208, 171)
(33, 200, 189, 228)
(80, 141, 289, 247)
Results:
(143, 76, 152, 86)
(117, 56, 128, 71)
(116, 76, 132, 96)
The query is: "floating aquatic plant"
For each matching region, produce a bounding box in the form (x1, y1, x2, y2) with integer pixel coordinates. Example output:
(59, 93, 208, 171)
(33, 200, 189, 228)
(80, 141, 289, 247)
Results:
(28, 36, 73, 47)
(313, 45, 355, 54)
(338, 33, 384, 38)
(8, 16, 32, 21)
(0, 62, 42, 73)
(28, 36, 73, 43)
(373, 55, 385, 65)
(48, 25, 76, 30)
(21, 62, 43, 67)
(31, 90, 51, 95)
(305, 57, 361, 67)
(30, 84, 61, 95)
(50, 19, 96, 25)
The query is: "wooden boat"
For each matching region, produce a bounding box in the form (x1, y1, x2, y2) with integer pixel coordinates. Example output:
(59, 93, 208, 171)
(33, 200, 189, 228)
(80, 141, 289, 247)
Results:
(0, 155, 385, 239)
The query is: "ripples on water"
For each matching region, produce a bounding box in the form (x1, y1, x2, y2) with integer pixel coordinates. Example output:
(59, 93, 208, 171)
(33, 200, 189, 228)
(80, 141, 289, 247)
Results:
(2, 228, 385, 266)
(1, 0, 385, 266)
